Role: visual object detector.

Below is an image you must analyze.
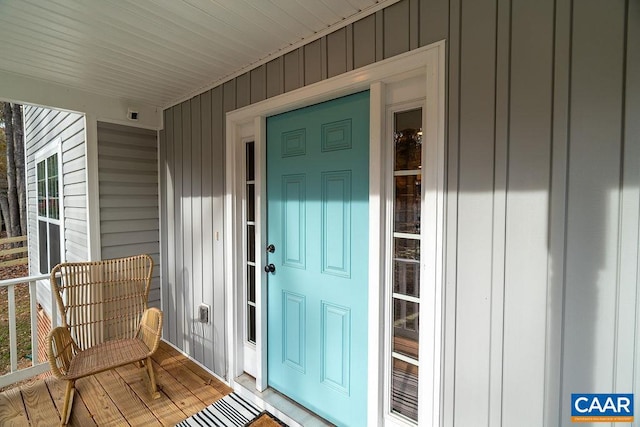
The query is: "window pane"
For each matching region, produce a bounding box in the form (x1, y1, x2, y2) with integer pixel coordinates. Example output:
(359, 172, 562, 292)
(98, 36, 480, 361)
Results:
(247, 265, 256, 303)
(38, 220, 49, 274)
(393, 299, 419, 359)
(391, 357, 419, 422)
(48, 154, 58, 178)
(37, 161, 45, 181)
(394, 175, 421, 234)
(248, 305, 256, 344)
(395, 238, 420, 261)
(394, 260, 420, 297)
(49, 223, 61, 269)
(394, 109, 422, 171)
(246, 141, 255, 181)
(247, 224, 255, 263)
(246, 184, 255, 222)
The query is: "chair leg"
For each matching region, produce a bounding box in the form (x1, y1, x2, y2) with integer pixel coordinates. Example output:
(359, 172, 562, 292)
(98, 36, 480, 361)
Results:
(60, 380, 75, 426)
(146, 357, 160, 399)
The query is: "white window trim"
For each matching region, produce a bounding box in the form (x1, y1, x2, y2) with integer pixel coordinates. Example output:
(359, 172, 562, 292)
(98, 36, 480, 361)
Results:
(34, 138, 65, 274)
(224, 41, 446, 426)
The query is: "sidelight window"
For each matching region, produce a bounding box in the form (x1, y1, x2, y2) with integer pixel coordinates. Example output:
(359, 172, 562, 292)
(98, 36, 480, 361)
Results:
(388, 107, 423, 423)
(245, 141, 257, 344)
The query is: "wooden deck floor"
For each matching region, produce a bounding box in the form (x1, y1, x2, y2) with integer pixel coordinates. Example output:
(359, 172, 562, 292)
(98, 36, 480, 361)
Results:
(0, 341, 232, 426)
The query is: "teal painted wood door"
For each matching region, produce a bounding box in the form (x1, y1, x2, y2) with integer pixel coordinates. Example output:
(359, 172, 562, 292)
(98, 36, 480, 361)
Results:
(266, 91, 370, 427)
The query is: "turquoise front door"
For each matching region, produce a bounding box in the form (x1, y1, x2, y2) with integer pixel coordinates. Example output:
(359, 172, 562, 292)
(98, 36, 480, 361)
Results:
(266, 91, 370, 427)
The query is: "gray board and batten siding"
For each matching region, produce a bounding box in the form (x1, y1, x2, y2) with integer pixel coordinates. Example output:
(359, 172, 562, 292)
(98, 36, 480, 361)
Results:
(24, 106, 88, 316)
(160, 0, 639, 425)
(97, 122, 161, 309)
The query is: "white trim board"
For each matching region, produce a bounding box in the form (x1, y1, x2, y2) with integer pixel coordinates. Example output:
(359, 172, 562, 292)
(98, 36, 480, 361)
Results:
(224, 41, 446, 426)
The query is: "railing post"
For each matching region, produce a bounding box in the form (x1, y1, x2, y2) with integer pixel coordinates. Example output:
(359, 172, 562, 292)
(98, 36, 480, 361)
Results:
(30, 281, 39, 366)
(8, 284, 17, 372)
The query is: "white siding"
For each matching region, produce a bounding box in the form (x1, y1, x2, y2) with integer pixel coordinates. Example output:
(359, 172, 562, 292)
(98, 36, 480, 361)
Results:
(24, 105, 87, 315)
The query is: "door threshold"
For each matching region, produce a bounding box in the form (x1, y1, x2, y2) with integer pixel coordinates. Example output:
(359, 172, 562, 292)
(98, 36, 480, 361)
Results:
(233, 374, 334, 427)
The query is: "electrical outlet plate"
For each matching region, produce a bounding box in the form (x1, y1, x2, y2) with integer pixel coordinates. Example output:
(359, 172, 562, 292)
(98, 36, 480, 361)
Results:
(198, 304, 210, 323)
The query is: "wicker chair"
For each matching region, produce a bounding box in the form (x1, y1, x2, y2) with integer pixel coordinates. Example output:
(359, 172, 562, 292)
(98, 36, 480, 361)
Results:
(47, 254, 163, 426)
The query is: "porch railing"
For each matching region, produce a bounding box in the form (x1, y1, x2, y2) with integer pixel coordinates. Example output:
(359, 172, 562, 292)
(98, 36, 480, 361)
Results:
(0, 274, 56, 388)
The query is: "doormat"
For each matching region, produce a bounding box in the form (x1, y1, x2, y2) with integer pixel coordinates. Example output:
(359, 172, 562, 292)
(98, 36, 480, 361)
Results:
(176, 393, 262, 427)
(246, 411, 288, 427)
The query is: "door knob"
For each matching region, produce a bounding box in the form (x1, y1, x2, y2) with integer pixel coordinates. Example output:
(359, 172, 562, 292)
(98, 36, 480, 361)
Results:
(264, 263, 276, 273)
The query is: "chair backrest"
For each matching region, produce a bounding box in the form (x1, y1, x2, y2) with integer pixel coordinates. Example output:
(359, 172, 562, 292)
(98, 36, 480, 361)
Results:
(50, 254, 154, 349)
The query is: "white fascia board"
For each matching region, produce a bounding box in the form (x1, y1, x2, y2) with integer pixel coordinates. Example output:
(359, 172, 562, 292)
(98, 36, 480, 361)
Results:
(0, 69, 162, 130)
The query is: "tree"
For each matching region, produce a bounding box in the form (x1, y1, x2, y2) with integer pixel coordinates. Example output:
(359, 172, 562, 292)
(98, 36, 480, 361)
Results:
(12, 104, 25, 234)
(0, 127, 7, 233)
(0, 102, 26, 237)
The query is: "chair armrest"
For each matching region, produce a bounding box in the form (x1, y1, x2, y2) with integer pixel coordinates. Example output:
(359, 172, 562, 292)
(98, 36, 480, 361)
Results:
(137, 307, 163, 354)
(47, 327, 78, 379)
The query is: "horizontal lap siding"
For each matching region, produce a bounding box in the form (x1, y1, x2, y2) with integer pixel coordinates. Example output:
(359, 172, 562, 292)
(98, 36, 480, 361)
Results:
(97, 122, 161, 308)
(24, 106, 87, 317)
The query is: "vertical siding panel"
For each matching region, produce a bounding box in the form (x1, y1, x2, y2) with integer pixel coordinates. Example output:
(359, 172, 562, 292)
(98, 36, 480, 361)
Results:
(320, 36, 328, 81)
(384, 0, 410, 58)
(165, 108, 177, 343)
(201, 89, 215, 370)
(545, 0, 572, 423)
(173, 105, 184, 349)
(236, 73, 250, 109)
(191, 95, 204, 363)
(345, 24, 354, 72)
(562, 0, 626, 421)
(160, 110, 171, 339)
(353, 14, 376, 69)
(181, 101, 193, 354)
(624, 0, 640, 399)
(409, 0, 419, 50)
(223, 80, 237, 112)
(375, 10, 384, 61)
(214, 85, 227, 376)
(327, 28, 348, 78)
(304, 39, 323, 85)
(443, 0, 461, 423)
(284, 49, 301, 93)
(250, 65, 267, 104)
(488, 0, 509, 424)
(455, 0, 496, 425)
(502, 0, 554, 425)
(266, 57, 283, 99)
(419, 0, 450, 46)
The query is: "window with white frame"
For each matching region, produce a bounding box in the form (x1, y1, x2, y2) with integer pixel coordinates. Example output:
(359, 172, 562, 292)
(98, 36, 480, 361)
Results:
(245, 140, 257, 345)
(36, 152, 61, 274)
(387, 107, 423, 424)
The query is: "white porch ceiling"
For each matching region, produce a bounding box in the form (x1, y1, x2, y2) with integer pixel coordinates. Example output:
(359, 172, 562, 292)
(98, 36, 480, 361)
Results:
(0, 0, 384, 109)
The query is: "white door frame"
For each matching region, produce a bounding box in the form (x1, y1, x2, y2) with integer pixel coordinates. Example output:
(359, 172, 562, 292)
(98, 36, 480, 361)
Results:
(224, 40, 446, 426)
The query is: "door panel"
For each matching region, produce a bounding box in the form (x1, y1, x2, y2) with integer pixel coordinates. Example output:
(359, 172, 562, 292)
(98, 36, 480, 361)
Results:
(267, 91, 369, 427)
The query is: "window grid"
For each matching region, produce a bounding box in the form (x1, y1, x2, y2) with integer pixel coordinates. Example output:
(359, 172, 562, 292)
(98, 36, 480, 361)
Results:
(390, 108, 423, 423)
(245, 141, 257, 344)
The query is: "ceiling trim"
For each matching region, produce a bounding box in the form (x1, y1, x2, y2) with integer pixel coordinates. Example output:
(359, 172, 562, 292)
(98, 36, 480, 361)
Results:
(166, 0, 403, 109)
(0, 69, 162, 130)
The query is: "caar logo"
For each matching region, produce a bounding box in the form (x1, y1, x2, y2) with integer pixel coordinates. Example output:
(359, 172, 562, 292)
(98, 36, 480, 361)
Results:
(571, 394, 634, 423)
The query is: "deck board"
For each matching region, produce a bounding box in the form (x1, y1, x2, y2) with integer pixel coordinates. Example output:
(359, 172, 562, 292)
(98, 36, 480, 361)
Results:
(21, 381, 60, 426)
(0, 388, 29, 426)
(0, 341, 231, 426)
(114, 363, 186, 427)
(44, 377, 97, 427)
